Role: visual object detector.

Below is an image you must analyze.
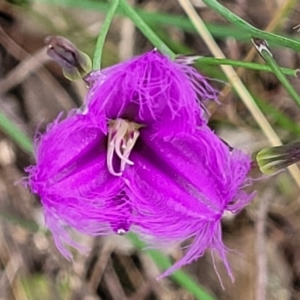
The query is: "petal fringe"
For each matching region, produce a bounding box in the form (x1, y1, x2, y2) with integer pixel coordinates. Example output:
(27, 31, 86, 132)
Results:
(85, 50, 218, 135)
(125, 125, 254, 279)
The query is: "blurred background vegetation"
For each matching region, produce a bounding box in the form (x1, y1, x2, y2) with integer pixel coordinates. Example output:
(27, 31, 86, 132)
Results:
(1, 0, 300, 299)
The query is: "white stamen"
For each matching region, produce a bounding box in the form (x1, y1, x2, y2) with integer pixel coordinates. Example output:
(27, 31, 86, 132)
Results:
(107, 119, 142, 176)
(120, 130, 140, 172)
(107, 142, 122, 176)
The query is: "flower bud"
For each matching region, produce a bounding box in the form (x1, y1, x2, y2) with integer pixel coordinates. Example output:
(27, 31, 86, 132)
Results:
(256, 141, 300, 174)
(45, 36, 92, 81)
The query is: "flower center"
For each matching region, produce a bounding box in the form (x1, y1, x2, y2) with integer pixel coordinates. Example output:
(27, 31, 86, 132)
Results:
(107, 118, 142, 176)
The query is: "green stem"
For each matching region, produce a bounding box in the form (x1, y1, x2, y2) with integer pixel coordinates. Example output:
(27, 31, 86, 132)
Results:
(252, 39, 300, 107)
(118, 0, 175, 58)
(196, 57, 297, 76)
(261, 50, 300, 106)
(201, 0, 300, 52)
(93, 0, 120, 70)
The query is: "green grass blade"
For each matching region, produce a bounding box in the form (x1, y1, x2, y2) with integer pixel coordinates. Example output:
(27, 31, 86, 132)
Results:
(252, 38, 300, 108)
(36, 0, 259, 41)
(0, 111, 33, 153)
(201, 0, 300, 51)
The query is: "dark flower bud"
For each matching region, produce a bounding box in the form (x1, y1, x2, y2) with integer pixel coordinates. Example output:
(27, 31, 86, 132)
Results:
(44, 36, 92, 81)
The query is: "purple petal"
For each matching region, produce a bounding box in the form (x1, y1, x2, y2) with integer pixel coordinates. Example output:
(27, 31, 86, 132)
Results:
(85, 50, 218, 135)
(26, 112, 130, 258)
(124, 125, 254, 278)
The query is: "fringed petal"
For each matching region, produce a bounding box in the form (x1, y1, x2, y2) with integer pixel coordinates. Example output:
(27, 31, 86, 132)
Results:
(26, 112, 131, 258)
(85, 50, 218, 135)
(124, 125, 253, 278)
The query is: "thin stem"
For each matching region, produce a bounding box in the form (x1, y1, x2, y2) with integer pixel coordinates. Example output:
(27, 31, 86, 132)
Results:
(201, 0, 300, 52)
(252, 38, 300, 107)
(93, 0, 120, 70)
(219, 0, 298, 100)
(196, 57, 297, 76)
(119, 0, 175, 58)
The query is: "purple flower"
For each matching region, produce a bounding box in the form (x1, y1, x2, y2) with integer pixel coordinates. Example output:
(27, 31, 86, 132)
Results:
(25, 50, 254, 280)
(84, 50, 218, 136)
(26, 115, 253, 279)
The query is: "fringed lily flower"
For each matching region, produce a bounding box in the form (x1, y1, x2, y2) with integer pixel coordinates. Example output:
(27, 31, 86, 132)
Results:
(26, 112, 253, 279)
(25, 49, 254, 280)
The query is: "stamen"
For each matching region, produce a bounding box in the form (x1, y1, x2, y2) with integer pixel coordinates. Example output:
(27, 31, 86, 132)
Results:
(107, 139, 122, 176)
(120, 130, 140, 172)
(107, 119, 142, 176)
